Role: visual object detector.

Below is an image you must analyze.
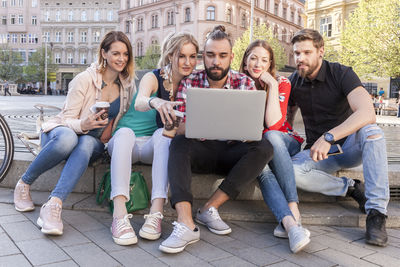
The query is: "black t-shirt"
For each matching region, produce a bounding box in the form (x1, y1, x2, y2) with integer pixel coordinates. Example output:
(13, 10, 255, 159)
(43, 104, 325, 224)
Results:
(288, 60, 363, 149)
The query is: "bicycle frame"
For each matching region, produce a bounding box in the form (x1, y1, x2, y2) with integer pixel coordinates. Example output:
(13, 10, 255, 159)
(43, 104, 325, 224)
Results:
(0, 114, 14, 183)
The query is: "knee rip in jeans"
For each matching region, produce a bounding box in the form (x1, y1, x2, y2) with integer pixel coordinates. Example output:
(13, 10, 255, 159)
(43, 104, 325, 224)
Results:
(364, 126, 383, 141)
(366, 134, 382, 141)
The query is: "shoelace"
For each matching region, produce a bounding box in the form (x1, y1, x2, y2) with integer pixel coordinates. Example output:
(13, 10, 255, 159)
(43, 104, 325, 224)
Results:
(48, 203, 62, 220)
(171, 221, 187, 238)
(18, 184, 29, 200)
(143, 212, 163, 229)
(207, 207, 222, 221)
(115, 214, 133, 233)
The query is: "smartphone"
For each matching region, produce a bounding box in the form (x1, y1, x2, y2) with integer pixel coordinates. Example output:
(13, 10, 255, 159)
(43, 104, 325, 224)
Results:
(327, 144, 343, 156)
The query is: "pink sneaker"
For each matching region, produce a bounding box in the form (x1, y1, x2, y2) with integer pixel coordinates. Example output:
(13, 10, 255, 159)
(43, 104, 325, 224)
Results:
(111, 214, 138, 245)
(14, 181, 35, 212)
(139, 212, 163, 240)
(37, 202, 63, 235)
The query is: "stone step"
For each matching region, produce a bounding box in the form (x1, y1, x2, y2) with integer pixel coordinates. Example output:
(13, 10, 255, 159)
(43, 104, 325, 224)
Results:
(2, 151, 400, 203)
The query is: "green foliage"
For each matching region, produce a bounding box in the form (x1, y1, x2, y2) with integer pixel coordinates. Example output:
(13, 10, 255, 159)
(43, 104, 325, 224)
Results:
(340, 0, 400, 78)
(232, 24, 287, 71)
(0, 45, 24, 82)
(24, 47, 58, 83)
(135, 45, 161, 70)
(323, 37, 340, 63)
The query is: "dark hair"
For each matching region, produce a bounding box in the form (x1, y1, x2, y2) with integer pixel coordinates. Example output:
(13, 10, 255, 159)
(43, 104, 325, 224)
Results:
(291, 29, 324, 49)
(98, 31, 134, 81)
(239, 40, 276, 82)
(205, 25, 232, 48)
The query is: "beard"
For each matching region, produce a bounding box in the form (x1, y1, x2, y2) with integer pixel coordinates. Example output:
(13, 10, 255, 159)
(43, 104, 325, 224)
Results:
(205, 65, 230, 81)
(297, 61, 319, 79)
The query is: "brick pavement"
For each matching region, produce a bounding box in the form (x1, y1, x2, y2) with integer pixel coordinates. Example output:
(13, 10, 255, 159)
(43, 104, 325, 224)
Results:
(1, 201, 400, 266)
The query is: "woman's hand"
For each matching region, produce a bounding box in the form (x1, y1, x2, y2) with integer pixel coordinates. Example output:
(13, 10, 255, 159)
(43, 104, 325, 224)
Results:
(150, 98, 183, 125)
(100, 118, 115, 143)
(81, 110, 109, 132)
(259, 71, 278, 89)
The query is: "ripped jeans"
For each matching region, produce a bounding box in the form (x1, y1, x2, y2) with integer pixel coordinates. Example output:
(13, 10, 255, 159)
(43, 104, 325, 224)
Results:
(292, 124, 390, 214)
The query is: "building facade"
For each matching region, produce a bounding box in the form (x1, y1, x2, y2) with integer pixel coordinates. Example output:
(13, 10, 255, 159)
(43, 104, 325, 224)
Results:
(119, 0, 305, 67)
(0, 0, 41, 64)
(40, 0, 120, 92)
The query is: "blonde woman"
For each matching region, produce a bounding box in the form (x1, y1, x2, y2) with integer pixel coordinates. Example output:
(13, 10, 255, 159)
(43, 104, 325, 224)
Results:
(108, 32, 199, 245)
(13, 31, 135, 236)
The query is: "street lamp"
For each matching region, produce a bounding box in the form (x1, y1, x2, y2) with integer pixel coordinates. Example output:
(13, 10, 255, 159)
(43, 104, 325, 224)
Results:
(250, 0, 254, 43)
(42, 35, 48, 95)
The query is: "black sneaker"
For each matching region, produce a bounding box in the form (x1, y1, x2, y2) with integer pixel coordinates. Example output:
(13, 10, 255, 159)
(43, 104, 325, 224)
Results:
(346, 179, 367, 214)
(366, 209, 388, 247)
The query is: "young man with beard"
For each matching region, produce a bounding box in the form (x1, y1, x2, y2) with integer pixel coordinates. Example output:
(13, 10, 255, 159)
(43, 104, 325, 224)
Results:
(287, 29, 389, 247)
(159, 26, 274, 254)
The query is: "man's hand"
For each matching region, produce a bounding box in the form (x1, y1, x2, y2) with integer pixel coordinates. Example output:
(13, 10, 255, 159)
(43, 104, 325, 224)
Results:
(310, 135, 331, 162)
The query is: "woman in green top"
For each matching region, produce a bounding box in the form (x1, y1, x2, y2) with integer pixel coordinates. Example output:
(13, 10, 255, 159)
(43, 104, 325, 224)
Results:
(107, 32, 199, 246)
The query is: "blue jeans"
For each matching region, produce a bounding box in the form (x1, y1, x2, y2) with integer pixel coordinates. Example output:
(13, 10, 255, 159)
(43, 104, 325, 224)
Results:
(292, 124, 389, 215)
(21, 126, 105, 202)
(257, 130, 301, 222)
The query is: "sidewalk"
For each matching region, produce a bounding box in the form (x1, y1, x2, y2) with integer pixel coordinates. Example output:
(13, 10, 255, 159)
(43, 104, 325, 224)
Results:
(1, 190, 400, 266)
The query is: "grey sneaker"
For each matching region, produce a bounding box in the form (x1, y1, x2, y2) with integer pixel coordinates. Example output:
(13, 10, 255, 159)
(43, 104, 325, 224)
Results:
(195, 207, 231, 235)
(14, 181, 35, 212)
(288, 225, 310, 253)
(274, 223, 311, 239)
(37, 202, 63, 235)
(159, 221, 200, 253)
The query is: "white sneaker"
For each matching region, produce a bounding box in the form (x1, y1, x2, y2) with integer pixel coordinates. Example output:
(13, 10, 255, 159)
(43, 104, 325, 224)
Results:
(139, 212, 163, 240)
(288, 225, 310, 253)
(159, 221, 200, 254)
(111, 214, 138, 246)
(274, 223, 310, 239)
(14, 181, 35, 212)
(195, 207, 231, 235)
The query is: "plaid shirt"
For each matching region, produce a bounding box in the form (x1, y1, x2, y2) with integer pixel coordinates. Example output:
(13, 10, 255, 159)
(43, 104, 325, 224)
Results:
(176, 69, 256, 116)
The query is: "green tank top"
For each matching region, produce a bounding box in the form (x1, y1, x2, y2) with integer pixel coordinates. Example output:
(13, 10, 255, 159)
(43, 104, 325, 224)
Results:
(114, 92, 158, 137)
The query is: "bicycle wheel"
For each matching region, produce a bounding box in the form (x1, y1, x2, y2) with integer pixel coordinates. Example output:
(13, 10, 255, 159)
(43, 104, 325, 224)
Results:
(0, 114, 14, 183)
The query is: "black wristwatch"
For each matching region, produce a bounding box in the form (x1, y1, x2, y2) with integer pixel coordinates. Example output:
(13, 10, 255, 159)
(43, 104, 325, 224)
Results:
(323, 132, 335, 145)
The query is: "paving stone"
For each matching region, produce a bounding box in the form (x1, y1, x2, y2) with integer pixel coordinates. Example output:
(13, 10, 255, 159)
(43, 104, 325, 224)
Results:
(184, 240, 232, 262)
(352, 239, 400, 260)
(109, 247, 166, 267)
(312, 234, 375, 258)
(20, 208, 40, 223)
(267, 244, 335, 267)
(235, 247, 283, 266)
(314, 248, 379, 267)
(83, 227, 126, 253)
(210, 255, 256, 267)
(62, 243, 121, 267)
(0, 254, 32, 267)
(0, 214, 28, 224)
(158, 250, 210, 267)
(71, 195, 109, 213)
(1, 220, 43, 242)
(86, 211, 113, 227)
(230, 220, 275, 234)
(0, 203, 19, 216)
(197, 226, 235, 245)
(28, 191, 92, 209)
(137, 238, 165, 258)
(302, 240, 329, 254)
(62, 212, 107, 233)
(0, 232, 20, 256)
(362, 252, 400, 267)
(41, 260, 79, 267)
(48, 223, 91, 247)
(268, 260, 301, 267)
(387, 228, 400, 239)
(0, 188, 14, 204)
(228, 223, 280, 248)
(16, 238, 70, 266)
(215, 239, 252, 254)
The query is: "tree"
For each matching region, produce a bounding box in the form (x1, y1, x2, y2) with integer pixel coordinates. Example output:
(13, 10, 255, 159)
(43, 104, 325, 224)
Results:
(0, 45, 24, 82)
(135, 45, 161, 70)
(323, 37, 339, 63)
(232, 24, 287, 71)
(340, 0, 400, 78)
(24, 47, 58, 84)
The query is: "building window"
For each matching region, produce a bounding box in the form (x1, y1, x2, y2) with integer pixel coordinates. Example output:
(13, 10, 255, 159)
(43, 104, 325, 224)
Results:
(137, 0, 143, 6)
(167, 10, 174, 25)
(18, 14, 23, 24)
(137, 17, 143, 31)
(67, 53, 73, 64)
(68, 11, 73, 21)
(151, 14, 158, 28)
(80, 53, 87, 64)
(56, 11, 61, 22)
(226, 8, 231, 23)
(45, 11, 50, 21)
(10, 0, 16, 7)
(256, 17, 260, 26)
(255, 0, 259, 8)
(282, 28, 287, 42)
(44, 31, 50, 42)
(151, 38, 158, 46)
(55, 53, 61, 64)
(55, 31, 61, 42)
(28, 34, 38, 43)
(206, 6, 215, 21)
(67, 31, 74, 42)
(10, 14, 16, 24)
(136, 41, 143, 56)
(81, 11, 87, 21)
(81, 31, 87, 42)
(31, 0, 37, 7)
(107, 11, 113, 21)
(94, 10, 99, 21)
(31, 15, 37, 25)
(185, 8, 190, 22)
(298, 15, 301, 25)
(2, 0, 6, 7)
(274, 3, 278, 15)
(2, 16, 6, 25)
(241, 13, 246, 28)
(265, 0, 269, 11)
(20, 33, 26, 43)
(93, 31, 100, 42)
(11, 34, 17, 43)
(320, 16, 332, 37)
(283, 7, 287, 19)
(125, 20, 130, 33)
(273, 25, 278, 38)
(18, 0, 23, 6)
(126, 0, 130, 8)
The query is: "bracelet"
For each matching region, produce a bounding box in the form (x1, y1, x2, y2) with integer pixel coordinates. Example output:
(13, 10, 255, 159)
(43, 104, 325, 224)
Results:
(148, 97, 156, 109)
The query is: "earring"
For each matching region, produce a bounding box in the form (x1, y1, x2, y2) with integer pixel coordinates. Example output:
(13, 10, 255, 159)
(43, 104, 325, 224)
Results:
(103, 59, 107, 68)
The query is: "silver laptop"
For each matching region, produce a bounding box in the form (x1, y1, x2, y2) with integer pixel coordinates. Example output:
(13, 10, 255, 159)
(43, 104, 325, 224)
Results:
(185, 88, 266, 141)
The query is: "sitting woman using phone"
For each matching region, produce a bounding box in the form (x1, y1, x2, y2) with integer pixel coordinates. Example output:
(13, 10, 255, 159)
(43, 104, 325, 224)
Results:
(13, 31, 135, 236)
(107, 32, 199, 245)
(240, 40, 310, 253)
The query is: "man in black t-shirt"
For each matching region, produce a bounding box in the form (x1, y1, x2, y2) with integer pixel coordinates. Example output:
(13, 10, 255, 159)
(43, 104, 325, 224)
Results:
(287, 29, 389, 247)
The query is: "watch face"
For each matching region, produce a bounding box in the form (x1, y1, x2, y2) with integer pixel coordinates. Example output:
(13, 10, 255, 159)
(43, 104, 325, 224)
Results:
(324, 133, 334, 143)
